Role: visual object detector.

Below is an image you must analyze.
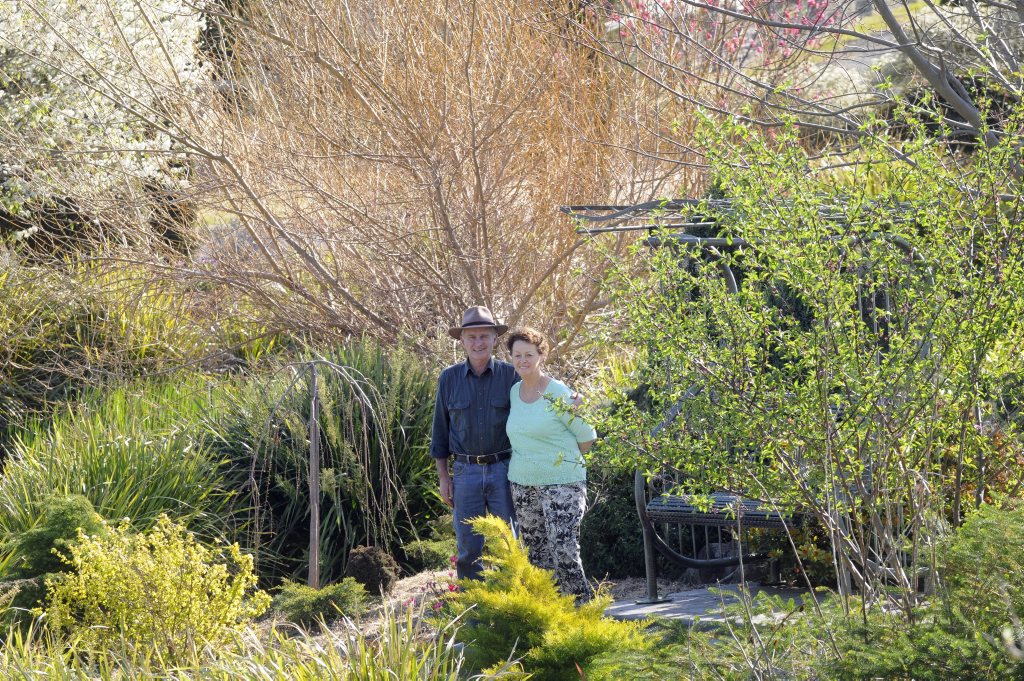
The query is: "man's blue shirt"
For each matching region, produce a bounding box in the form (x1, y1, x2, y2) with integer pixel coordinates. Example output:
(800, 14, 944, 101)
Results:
(430, 357, 519, 459)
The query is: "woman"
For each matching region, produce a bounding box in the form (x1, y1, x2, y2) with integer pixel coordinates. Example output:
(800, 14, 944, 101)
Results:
(505, 327, 597, 602)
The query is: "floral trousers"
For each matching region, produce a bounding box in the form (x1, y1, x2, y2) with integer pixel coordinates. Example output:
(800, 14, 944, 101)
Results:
(510, 480, 594, 602)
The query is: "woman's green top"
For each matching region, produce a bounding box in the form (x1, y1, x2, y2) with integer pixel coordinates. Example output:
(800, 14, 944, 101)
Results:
(506, 378, 596, 486)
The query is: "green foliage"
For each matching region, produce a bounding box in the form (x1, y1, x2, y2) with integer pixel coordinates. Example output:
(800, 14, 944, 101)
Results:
(272, 578, 368, 625)
(831, 503, 1024, 679)
(0, 378, 242, 545)
(404, 537, 458, 572)
(344, 545, 400, 596)
(0, 259, 286, 458)
(0, 265, 192, 444)
(449, 516, 652, 680)
(580, 461, 659, 579)
(941, 502, 1024, 630)
(617, 507, 1024, 680)
(45, 515, 270, 664)
(404, 513, 456, 571)
(593, 105, 1024, 605)
(2, 495, 104, 580)
(210, 340, 442, 584)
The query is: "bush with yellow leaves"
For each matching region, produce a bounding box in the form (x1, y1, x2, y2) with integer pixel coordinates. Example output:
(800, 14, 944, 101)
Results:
(44, 515, 270, 663)
(449, 515, 652, 681)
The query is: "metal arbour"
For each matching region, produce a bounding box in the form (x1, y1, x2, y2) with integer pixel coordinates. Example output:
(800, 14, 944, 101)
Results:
(562, 200, 934, 600)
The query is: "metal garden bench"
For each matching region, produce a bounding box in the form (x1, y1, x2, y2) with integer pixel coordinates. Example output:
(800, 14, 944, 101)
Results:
(635, 471, 801, 602)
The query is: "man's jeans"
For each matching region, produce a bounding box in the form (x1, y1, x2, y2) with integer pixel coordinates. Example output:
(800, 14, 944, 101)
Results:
(452, 457, 516, 580)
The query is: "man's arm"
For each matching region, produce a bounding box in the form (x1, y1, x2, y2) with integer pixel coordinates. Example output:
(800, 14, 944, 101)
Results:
(436, 457, 453, 508)
(430, 372, 453, 507)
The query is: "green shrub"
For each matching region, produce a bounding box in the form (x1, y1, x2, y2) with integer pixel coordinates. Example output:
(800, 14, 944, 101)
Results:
(449, 516, 652, 681)
(648, 504, 1024, 680)
(2, 495, 105, 580)
(404, 513, 456, 571)
(830, 503, 1024, 680)
(580, 465, 657, 579)
(344, 545, 400, 596)
(942, 502, 1024, 633)
(404, 538, 457, 572)
(0, 495, 106, 621)
(45, 515, 270, 664)
(272, 578, 368, 625)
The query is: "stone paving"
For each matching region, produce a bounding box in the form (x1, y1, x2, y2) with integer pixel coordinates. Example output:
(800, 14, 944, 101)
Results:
(606, 584, 814, 629)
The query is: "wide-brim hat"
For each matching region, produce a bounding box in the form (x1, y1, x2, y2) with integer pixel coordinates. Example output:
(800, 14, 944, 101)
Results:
(448, 306, 509, 340)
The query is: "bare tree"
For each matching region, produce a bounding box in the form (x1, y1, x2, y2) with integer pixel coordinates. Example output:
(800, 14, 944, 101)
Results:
(0, 0, 697, 357)
(561, 1, 1024, 156)
(187, 0, 696, 354)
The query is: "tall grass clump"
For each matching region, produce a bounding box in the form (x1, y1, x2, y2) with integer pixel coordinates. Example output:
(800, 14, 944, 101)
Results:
(0, 257, 287, 460)
(0, 604, 477, 679)
(213, 340, 442, 584)
(0, 376, 243, 544)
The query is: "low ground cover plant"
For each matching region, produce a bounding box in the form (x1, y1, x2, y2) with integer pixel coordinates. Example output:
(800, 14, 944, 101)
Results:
(403, 513, 457, 572)
(45, 515, 270, 665)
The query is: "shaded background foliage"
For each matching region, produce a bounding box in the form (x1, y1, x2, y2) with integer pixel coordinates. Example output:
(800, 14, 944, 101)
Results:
(206, 341, 443, 584)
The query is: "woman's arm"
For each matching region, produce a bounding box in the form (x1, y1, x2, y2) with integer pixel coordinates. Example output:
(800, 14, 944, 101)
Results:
(554, 383, 597, 446)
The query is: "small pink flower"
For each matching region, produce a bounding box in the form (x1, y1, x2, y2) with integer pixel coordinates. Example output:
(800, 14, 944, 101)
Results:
(433, 601, 443, 611)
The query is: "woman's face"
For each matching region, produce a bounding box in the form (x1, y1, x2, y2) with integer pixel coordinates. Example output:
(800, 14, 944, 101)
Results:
(510, 340, 544, 379)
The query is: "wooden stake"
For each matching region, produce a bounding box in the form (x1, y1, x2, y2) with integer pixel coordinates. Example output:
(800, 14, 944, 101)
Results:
(308, 362, 321, 589)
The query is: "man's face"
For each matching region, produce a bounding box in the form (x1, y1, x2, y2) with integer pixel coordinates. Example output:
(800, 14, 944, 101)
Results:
(460, 328, 497, 363)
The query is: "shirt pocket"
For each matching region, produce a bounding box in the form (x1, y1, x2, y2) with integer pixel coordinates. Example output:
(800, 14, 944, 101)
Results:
(448, 397, 470, 439)
(490, 394, 511, 437)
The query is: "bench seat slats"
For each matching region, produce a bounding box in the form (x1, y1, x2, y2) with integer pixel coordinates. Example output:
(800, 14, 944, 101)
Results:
(646, 491, 793, 529)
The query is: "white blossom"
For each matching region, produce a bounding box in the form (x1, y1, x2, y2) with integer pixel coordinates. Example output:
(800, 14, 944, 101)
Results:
(0, 0, 207, 234)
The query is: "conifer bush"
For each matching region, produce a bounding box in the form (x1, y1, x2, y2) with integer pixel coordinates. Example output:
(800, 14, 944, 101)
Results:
(44, 515, 270, 664)
(272, 578, 368, 625)
(449, 516, 652, 681)
(3, 494, 105, 580)
(0, 494, 106, 620)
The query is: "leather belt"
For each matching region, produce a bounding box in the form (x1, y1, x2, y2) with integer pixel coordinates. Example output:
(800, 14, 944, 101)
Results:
(452, 450, 511, 465)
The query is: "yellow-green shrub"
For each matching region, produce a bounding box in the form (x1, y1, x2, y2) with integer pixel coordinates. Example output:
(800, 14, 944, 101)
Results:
(44, 515, 270, 663)
(449, 516, 652, 681)
(272, 578, 368, 625)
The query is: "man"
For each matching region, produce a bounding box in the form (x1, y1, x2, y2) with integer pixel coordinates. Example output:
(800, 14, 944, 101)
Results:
(431, 306, 518, 580)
